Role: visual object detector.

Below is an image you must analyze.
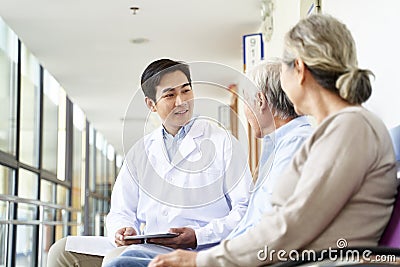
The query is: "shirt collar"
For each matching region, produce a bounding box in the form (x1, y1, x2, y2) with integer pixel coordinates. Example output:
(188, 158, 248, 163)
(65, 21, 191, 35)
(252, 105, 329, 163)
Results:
(162, 117, 196, 140)
(264, 116, 311, 144)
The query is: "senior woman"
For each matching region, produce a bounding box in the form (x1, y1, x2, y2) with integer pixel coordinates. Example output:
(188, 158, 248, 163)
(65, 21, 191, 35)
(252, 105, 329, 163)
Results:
(149, 13, 398, 267)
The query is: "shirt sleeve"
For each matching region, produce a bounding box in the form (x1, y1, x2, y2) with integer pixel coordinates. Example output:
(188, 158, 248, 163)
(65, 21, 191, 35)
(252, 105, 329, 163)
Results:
(197, 113, 380, 266)
(105, 156, 141, 243)
(194, 136, 252, 247)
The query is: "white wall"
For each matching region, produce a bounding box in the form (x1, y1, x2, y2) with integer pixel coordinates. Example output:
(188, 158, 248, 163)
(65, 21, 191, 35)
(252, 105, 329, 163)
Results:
(265, 0, 400, 129)
(323, 0, 400, 128)
(264, 0, 300, 58)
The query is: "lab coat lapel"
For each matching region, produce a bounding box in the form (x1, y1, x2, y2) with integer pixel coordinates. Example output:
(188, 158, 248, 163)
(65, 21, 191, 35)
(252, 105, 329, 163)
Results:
(147, 127, 171, 177)
(170, 121, 205, 168)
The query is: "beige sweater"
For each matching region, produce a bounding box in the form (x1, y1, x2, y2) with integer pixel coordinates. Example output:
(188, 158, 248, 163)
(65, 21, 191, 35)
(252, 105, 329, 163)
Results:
(197, 106, 398, 267)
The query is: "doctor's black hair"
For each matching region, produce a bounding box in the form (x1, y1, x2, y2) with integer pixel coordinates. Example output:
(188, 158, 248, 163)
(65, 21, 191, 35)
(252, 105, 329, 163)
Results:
(141, 58, 192, 102)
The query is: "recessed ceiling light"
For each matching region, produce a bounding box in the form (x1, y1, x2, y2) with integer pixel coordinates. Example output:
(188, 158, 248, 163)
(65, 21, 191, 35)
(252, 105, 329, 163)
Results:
(130, 38, 149, 44)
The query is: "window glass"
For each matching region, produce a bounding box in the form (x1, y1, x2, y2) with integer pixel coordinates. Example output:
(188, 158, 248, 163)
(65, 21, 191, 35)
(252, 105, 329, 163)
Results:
(0, 17, 18, 155)
(15, 225, 36, 267)
(19, 44, 40, 167)
(89, 125, 96, 192)
(40, 179, 55, 203)
(56, 184, 68, 206)
(88, 197, 95, 235)
(40, 180, 55, 266)
(0, 164, 14, 195)
(42, 70, 59, 174)
(96, 133, 106, 196)
(41, 212, 54, 267)
(0, 224, 6, 266)
(17, 168, 38, 221)
(0, 164, 14, 220)
(55, 185, 68, 240)
(106, 144, 115, 209)
(72, 104, 85, 235)
(116, 154, 123, 176)
(57, 88, 66, 180)
(17, 169, 37, 266)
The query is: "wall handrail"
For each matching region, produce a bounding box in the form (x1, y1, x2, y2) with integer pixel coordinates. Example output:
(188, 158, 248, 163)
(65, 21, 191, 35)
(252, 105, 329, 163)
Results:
(0, 219, 80, 226)
(0, 194, 80, 212)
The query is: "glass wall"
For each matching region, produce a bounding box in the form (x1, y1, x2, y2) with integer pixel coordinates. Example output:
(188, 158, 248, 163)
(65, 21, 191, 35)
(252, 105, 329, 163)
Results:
(71, 104, 85, 236)
(86, 128, 115, 236)
(19, 44, 40, 167)
(16, 168, 38, 267)
(0, 17, 121, 267)
(0, 17, 17, 156)
(0, 165, 14, 267)
(39, 179, 55, 266)
(42, 71, 59, 175)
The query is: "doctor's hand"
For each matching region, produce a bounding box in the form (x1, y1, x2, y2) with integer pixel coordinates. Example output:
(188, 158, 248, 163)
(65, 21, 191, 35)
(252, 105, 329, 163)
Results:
(114, 227, 143, 247)
(149, 249, 197, 267)
(147, 227, 197, 249)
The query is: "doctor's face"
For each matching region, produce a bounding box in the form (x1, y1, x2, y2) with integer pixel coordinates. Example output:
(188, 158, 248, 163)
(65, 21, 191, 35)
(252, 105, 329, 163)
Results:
(150, 70, 194, 135)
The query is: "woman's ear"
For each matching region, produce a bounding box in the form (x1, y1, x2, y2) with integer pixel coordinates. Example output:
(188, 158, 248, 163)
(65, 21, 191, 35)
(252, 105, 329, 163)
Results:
(294, 58, 306, 85)
(145, 97, 157, 112)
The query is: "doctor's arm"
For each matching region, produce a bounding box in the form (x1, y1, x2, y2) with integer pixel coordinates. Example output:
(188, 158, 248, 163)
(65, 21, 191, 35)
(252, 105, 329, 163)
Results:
(148, 166, 252, 249)
(106, 159, 141, 245)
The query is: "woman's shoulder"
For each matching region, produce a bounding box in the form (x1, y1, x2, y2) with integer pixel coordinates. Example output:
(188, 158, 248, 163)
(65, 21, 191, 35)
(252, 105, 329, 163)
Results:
(316, 106, 391, 145)
(324, 106, 384, 130)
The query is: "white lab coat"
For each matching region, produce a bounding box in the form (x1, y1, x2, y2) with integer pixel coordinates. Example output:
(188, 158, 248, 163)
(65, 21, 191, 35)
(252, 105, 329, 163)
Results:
(106, 119, 252, 250)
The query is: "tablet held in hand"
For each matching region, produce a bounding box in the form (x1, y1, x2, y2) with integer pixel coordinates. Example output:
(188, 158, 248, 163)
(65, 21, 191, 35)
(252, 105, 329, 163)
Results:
(123, 233, 179, 240)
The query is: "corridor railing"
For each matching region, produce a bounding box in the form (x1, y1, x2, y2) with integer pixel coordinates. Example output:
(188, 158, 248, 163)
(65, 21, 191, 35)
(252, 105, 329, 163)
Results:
(0, 194, 81, 267)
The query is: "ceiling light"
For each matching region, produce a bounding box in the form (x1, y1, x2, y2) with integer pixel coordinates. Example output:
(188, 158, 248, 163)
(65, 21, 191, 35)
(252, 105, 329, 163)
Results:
(130, 6, 139, 15)
(130, 38, 149, 44)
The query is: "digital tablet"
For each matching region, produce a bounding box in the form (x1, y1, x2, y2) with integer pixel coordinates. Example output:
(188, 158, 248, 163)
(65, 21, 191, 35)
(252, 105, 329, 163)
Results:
(123, 233, 179, 240)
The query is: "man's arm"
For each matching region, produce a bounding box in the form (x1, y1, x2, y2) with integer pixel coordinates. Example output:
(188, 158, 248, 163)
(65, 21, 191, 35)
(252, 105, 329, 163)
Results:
(106, 156, 141, 244)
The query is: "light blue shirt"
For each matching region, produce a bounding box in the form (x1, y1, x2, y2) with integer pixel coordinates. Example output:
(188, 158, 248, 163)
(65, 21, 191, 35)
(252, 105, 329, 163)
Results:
(162, 118, 196, 161)
(227, 116, 313, 238)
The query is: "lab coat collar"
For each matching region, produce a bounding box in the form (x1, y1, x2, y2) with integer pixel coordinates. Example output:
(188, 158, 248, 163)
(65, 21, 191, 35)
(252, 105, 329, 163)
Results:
(148, 118, 205, 173)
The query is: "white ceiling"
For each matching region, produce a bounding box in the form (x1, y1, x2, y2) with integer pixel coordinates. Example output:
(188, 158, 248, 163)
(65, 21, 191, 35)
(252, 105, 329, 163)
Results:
(0, 0, 262, 155)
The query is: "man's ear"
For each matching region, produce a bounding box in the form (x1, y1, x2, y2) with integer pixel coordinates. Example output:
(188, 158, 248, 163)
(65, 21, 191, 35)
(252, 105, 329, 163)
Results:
(145, 97, 157, 112)
(256, 91, 268, 111)
(294, 58, 306, 85)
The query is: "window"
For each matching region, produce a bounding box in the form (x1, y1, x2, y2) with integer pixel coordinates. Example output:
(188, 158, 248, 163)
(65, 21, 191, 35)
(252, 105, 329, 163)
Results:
(0, 165, 14, 266)
(17, 168, 38, 220)
(19, 44, 40, 167)
(55, 184, 69, 240)
(0, 16, 122, 266)
(0, 164, 14, 197)
(0, 17, 18, 156)
(71, 104, 85, 235)
(40, 179, 55, 267)
(42, 71, 59, 175)
(57, 89, 66, 180)
(16, 168, 38, 267)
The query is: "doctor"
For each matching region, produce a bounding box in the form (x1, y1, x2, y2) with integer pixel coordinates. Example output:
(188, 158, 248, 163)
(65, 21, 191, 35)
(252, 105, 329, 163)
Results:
(104, 58, 252, 264)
